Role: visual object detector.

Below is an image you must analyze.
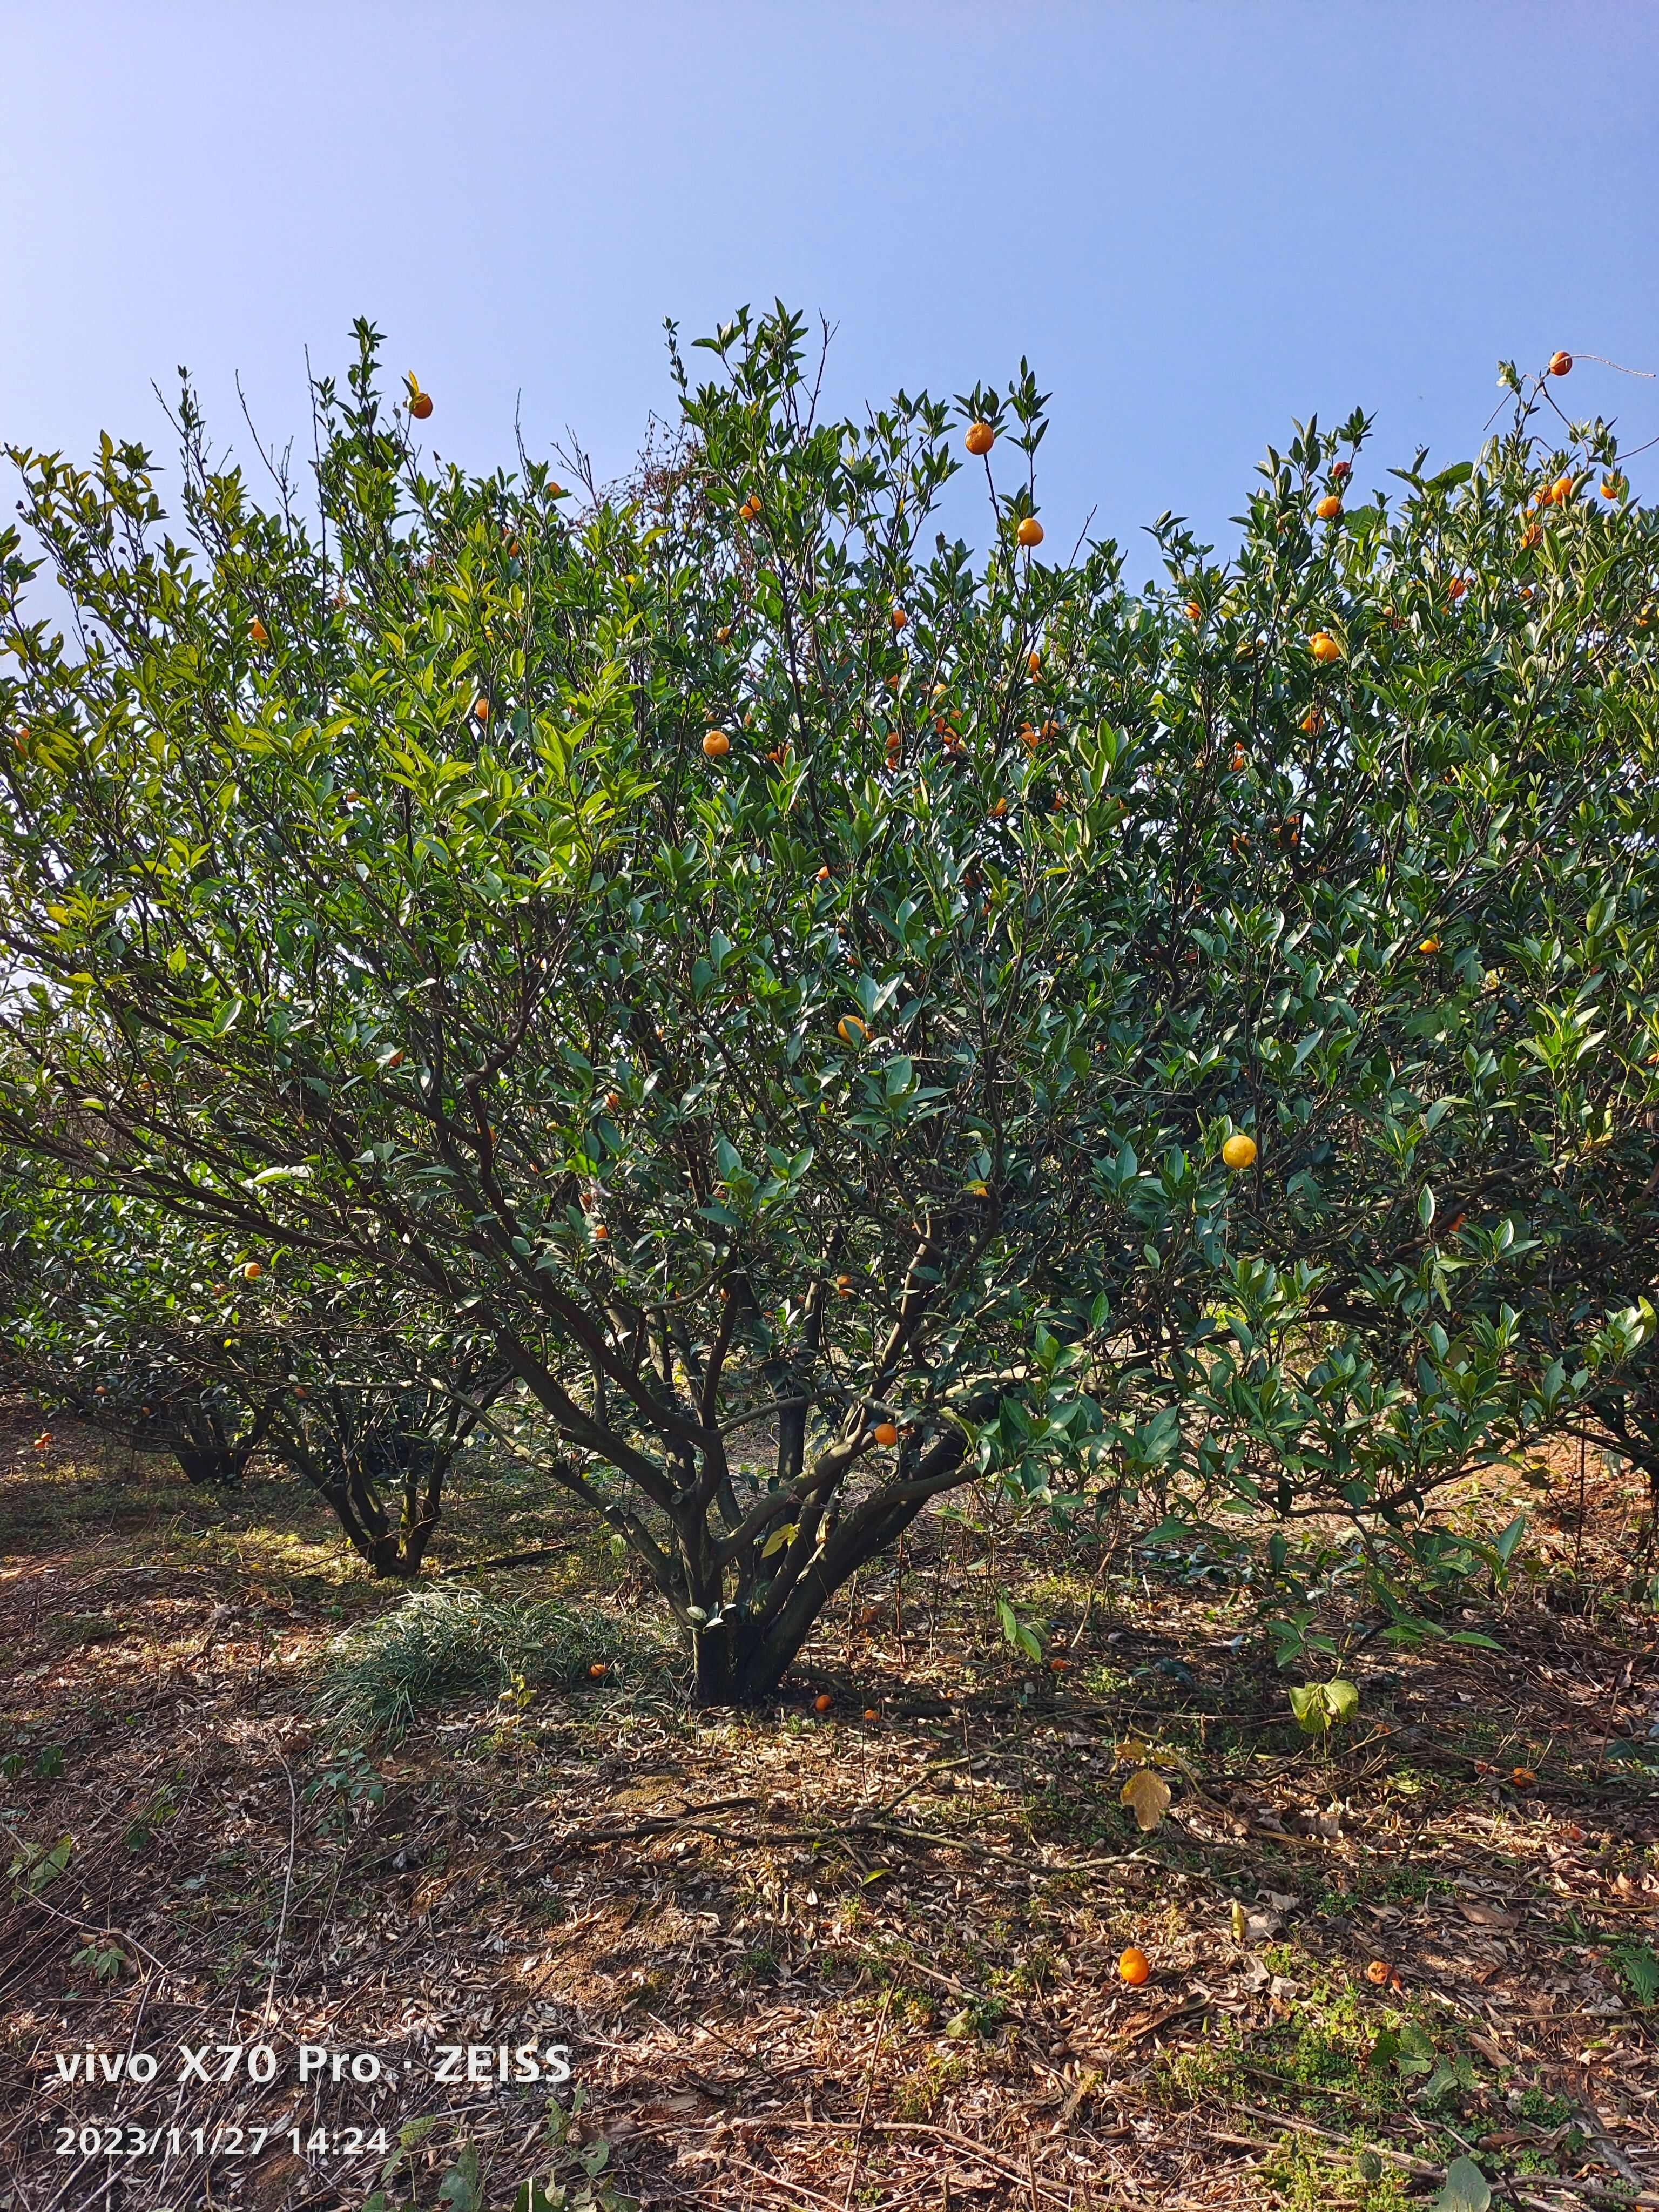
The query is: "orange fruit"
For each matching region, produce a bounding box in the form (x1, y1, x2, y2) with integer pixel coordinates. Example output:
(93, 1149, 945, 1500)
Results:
(989, 797, 1007, 816)
(1548, 349, 1572, 377)
(1299, 708, 1322, 736)
(703, 730, 730, 758)
(1231, 743, 1247, 770)
(838, 1014, 866, 1046)
(1308, 630, 1341, 664)
(1118, 1947, 1150, 1986)
(1016, 516, 1044, 548)
(816, 865, 831, 881)
(965, 421, 995, 456)
(1417, 936, 1440, 954)
(410, 391, 434, 421)
(873, 1421, 898, 1448)
(1048, 1656, 1070, 1673)
(835, 1273, 853, 1297)
(1315, 495, 1342, 521)
(715, 624, 732, 643)
(1184, 601, 1202, 623)
(891, 606, 907, 630)
(863, 1706, 880, 1721)
(593, 1224, 609, 1241)
(1365, 1959, 1391, 1986)
(1551, 475, 1574, 504)
(1601, 478, 1621, 500)
(1028, 650, 1042, 675)
(588, 1662, 608, 1680)
(243, 1261, 264, 1281)
(474, 698, 490, 723)
(1520, 521, 1541, 549)
(605, 1091, 620, 1109)
(1331, 460, 1352, 483)
(813, 1693, 834, 1713)
(1511, 1766, 1536, 1788)
(1221, 1132, 1257, 1171)
(249, 617, 269, 646)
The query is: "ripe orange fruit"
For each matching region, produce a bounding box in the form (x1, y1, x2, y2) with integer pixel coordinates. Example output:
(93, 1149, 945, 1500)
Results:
(243, 1261, 263, 1281)
(1221, 1132, 1257, 1171)
(739, 494, 761, 522)
(891, 606, 907, 630)
(838, 1014, 867, 1046)
(813, 1693, 833, 1713)
(1315, 494, 1342, 521)
(873, 1421, 898, 1448)
(1016, 516, 1044, 549)
(593, 1224, 609, 1241)
(1551, 475, 1574, 504)
(249, 617, 269, 646)
(965, 421, 995, 456)
(835, 1273, 853, 1297)
(1020, 723, 1039, 751)
(1366, 1959, 1391, 1986)
(703, 729, 730, 758)
(1511, 1766, 1536, 1788)
(1299, 707, 1322, 736)
(1118, 1947, 1150, 1986)
(1331, 460, 1352, 483)
(1417, 936, 1441, 954)
(410, 391, 434, 421)
(1548, 349, 1572, 377)
(588, 1662, 608, 1680)
(816, 865, 831, 881)
(1520, 521, 1542, 549)
(1231, 743, 1247, 770)
(1184, 601, 1202, 623)
(1028, 650, 1042, 675)
(863, 1706, 880, 1721)
(1601, 478, 1621, 500)
(1308, 630, 1341, 664)
(474, 698, 490, 723)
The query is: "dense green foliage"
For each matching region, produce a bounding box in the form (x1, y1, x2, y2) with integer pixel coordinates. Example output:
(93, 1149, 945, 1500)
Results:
(1, 310, 1655, 1695)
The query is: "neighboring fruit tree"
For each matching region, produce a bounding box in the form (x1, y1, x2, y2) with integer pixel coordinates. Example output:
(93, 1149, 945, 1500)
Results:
(0, 312, 1654, 1698)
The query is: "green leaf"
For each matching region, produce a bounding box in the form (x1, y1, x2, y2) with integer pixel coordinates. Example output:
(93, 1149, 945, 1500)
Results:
(1613, 1942, 1659, 2008)
(1432, 2155, 1491, 2212)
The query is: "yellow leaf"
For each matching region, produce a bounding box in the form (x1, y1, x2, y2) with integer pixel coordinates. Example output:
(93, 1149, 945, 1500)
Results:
(1120, 1768, 1172, 1832)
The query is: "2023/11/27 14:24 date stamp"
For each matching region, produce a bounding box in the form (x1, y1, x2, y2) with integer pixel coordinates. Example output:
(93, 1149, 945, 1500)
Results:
(57, 2122, 390, 2161)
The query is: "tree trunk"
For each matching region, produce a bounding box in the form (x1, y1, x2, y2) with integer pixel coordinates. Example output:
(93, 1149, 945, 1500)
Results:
(691, 1617, 736, 1702)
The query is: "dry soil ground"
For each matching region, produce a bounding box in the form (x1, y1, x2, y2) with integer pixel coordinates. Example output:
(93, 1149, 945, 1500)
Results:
(2, 1397, 1657, 2212)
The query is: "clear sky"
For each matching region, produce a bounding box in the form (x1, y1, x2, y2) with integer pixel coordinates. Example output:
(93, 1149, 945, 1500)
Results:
(3, 2, 1656, 571)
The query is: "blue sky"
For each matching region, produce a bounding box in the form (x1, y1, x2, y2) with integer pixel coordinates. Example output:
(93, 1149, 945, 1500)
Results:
(3, 3, 1656, 569)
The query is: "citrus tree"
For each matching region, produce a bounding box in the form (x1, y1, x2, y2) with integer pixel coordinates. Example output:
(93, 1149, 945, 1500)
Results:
(0, 1166, 281, 1485)
(0, 1165, 507, 1570)
(1, 312, 1654, 1696)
